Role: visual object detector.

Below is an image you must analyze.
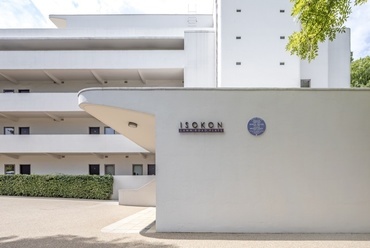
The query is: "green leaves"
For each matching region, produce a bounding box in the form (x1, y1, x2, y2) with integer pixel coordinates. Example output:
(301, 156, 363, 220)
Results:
(0, 175, 113, 200)
(351, 56, 370, 87)
(287, 0, 367, 61)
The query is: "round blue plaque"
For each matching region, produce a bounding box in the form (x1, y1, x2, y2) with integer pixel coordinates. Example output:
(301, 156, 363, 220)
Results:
(247, 117, 266, 136)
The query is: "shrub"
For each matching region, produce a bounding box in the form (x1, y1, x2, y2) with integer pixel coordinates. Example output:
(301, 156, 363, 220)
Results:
(0, 175, 113, 200)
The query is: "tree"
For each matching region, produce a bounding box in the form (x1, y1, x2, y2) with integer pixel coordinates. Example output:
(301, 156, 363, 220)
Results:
(287, 0, 368, 61)
(351, 56, 370, 87)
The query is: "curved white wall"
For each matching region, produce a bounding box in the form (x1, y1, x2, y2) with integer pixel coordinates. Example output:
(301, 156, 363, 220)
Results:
(79, 88, 370, 233)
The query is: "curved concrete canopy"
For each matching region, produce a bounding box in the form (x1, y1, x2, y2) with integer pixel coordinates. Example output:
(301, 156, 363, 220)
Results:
(80, 103, 155, 153)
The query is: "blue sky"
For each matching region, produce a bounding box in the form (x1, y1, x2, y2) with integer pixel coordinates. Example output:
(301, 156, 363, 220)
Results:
(0, 0, 369, 59)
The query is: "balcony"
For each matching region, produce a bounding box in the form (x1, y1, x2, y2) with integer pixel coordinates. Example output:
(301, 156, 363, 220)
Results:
(0, 93, 80, 112)
(0, 134, 148, 154)
(0, 50, 185, 70)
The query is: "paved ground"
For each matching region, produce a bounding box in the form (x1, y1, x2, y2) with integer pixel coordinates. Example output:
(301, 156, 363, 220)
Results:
(1, 196, 370, 248)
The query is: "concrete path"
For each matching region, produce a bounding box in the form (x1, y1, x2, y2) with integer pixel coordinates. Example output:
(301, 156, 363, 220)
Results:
(101, 207, 155, 234)
(1, 196, 370, 248)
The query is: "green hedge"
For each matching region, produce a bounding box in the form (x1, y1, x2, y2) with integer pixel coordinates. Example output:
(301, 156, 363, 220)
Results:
(0, 175, 113, 200)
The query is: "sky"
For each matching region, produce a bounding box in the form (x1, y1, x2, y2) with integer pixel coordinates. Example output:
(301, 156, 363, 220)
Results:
(0, 0, 369, 59)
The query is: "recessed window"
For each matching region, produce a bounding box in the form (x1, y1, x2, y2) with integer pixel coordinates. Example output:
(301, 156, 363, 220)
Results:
(236, 62, 242, 65)
(89, 164, 100, 175)
(104, 127, 115, 135)
(280, 62, 285, 65)
(105, 164, 115, 175)
(4, 164, 15, 175)
(280, 9, 285, 13)
(89, 127, 100, 135)
(3, 89, 14, 93)
(280, 36, 285, 39)
(148, 164, 156, 175)
(19, 127, 30, 135)
(133, 164, 143, 176)
(236, 36, 241, 40)
(18, 89, 30, 93)
(20, 164, 31, 175)
(236, 9, 241, 12)
(301, 79, 311, 88)
(4, 127, 15, 135)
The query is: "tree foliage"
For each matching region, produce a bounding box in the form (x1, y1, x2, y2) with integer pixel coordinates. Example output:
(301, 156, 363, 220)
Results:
(287, 0, 368, 61)
(351, 56, 370, 87)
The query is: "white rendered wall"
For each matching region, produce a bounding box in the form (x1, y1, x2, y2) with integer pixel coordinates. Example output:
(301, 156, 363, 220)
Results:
(300, 41, 329, 88)
(328, 31, 351, 88)
(300, 30, 350, 88)
(51, 14, 213, 29)
(218, 0, 300, 87)
(79, 88, 370, 233)
(184, 31, 216, 87)
(113, 176, 156, 202)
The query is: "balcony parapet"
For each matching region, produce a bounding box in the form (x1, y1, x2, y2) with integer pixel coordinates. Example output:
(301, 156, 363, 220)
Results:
(0, 134, 147, 154)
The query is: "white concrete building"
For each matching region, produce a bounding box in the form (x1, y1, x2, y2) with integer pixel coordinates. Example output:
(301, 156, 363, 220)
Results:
(1, 0, 362, 232)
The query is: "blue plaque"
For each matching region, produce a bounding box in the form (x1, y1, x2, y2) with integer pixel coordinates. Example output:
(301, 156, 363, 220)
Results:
(247, 117, 266, 136)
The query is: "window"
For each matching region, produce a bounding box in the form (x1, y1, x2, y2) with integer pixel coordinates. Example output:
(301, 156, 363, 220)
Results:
(3, 89, 14, 93)
(301, 79, 311, 88)
(104, 127, 115, 135)
(148, 164, 156, 175)
(236, 36, 241, 40)
(89, 164, 100, 175)
(4, 164, 15, 175)
(280, 9, 285, 13)
(89, 127, 100, 134)
(19, 127, 30, 135)
(236, 9, 241, 12)
(280, 62, 285, 66)
(20, 164, 31, 175)
(18, 89, 30, 93)
(4, 127, 15, 135)
(280, 36, 285, 40)
(132, 164, 143, 176)
(105, 164, 115, 175)
(236, 62, 242, 65)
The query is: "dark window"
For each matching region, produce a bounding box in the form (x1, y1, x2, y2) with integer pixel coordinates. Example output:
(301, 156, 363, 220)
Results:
(104, 127, 115, 134)
(236, 62, 242, 65)
(105, 164, 115, 175)
(280, 62, 285, 65)
(18, 89, 30, 93)
(4, 127, 15, 135)
(301, 79, 311, 88)
(280, 9, 285, 13)
(280, 36, 285, 39)
(20, 164, 31, 175)
(236, 9, 241, 12)
(19, 127, 30, 135)
(3, 89, 14, 93)
(4, 164, 15, 175)
(148, 164, 156, 175)
(236, 36, 241, 39)
(89, 164, 100, 175)
(89, 127, 100, 135)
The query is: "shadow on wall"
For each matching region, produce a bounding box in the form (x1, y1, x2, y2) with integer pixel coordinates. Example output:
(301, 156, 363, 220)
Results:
(0, 235, 177, 248)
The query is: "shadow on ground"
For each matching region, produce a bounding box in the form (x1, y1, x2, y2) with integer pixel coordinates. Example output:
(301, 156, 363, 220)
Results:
(0, 235, 177, 248)
(144, 233, 370, 241)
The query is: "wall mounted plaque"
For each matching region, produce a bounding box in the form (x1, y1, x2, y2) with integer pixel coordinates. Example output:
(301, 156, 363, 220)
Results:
(247, 117, 266, 136)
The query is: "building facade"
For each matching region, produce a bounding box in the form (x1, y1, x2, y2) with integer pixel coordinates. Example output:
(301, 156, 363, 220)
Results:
(0, 2, 350, 178)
